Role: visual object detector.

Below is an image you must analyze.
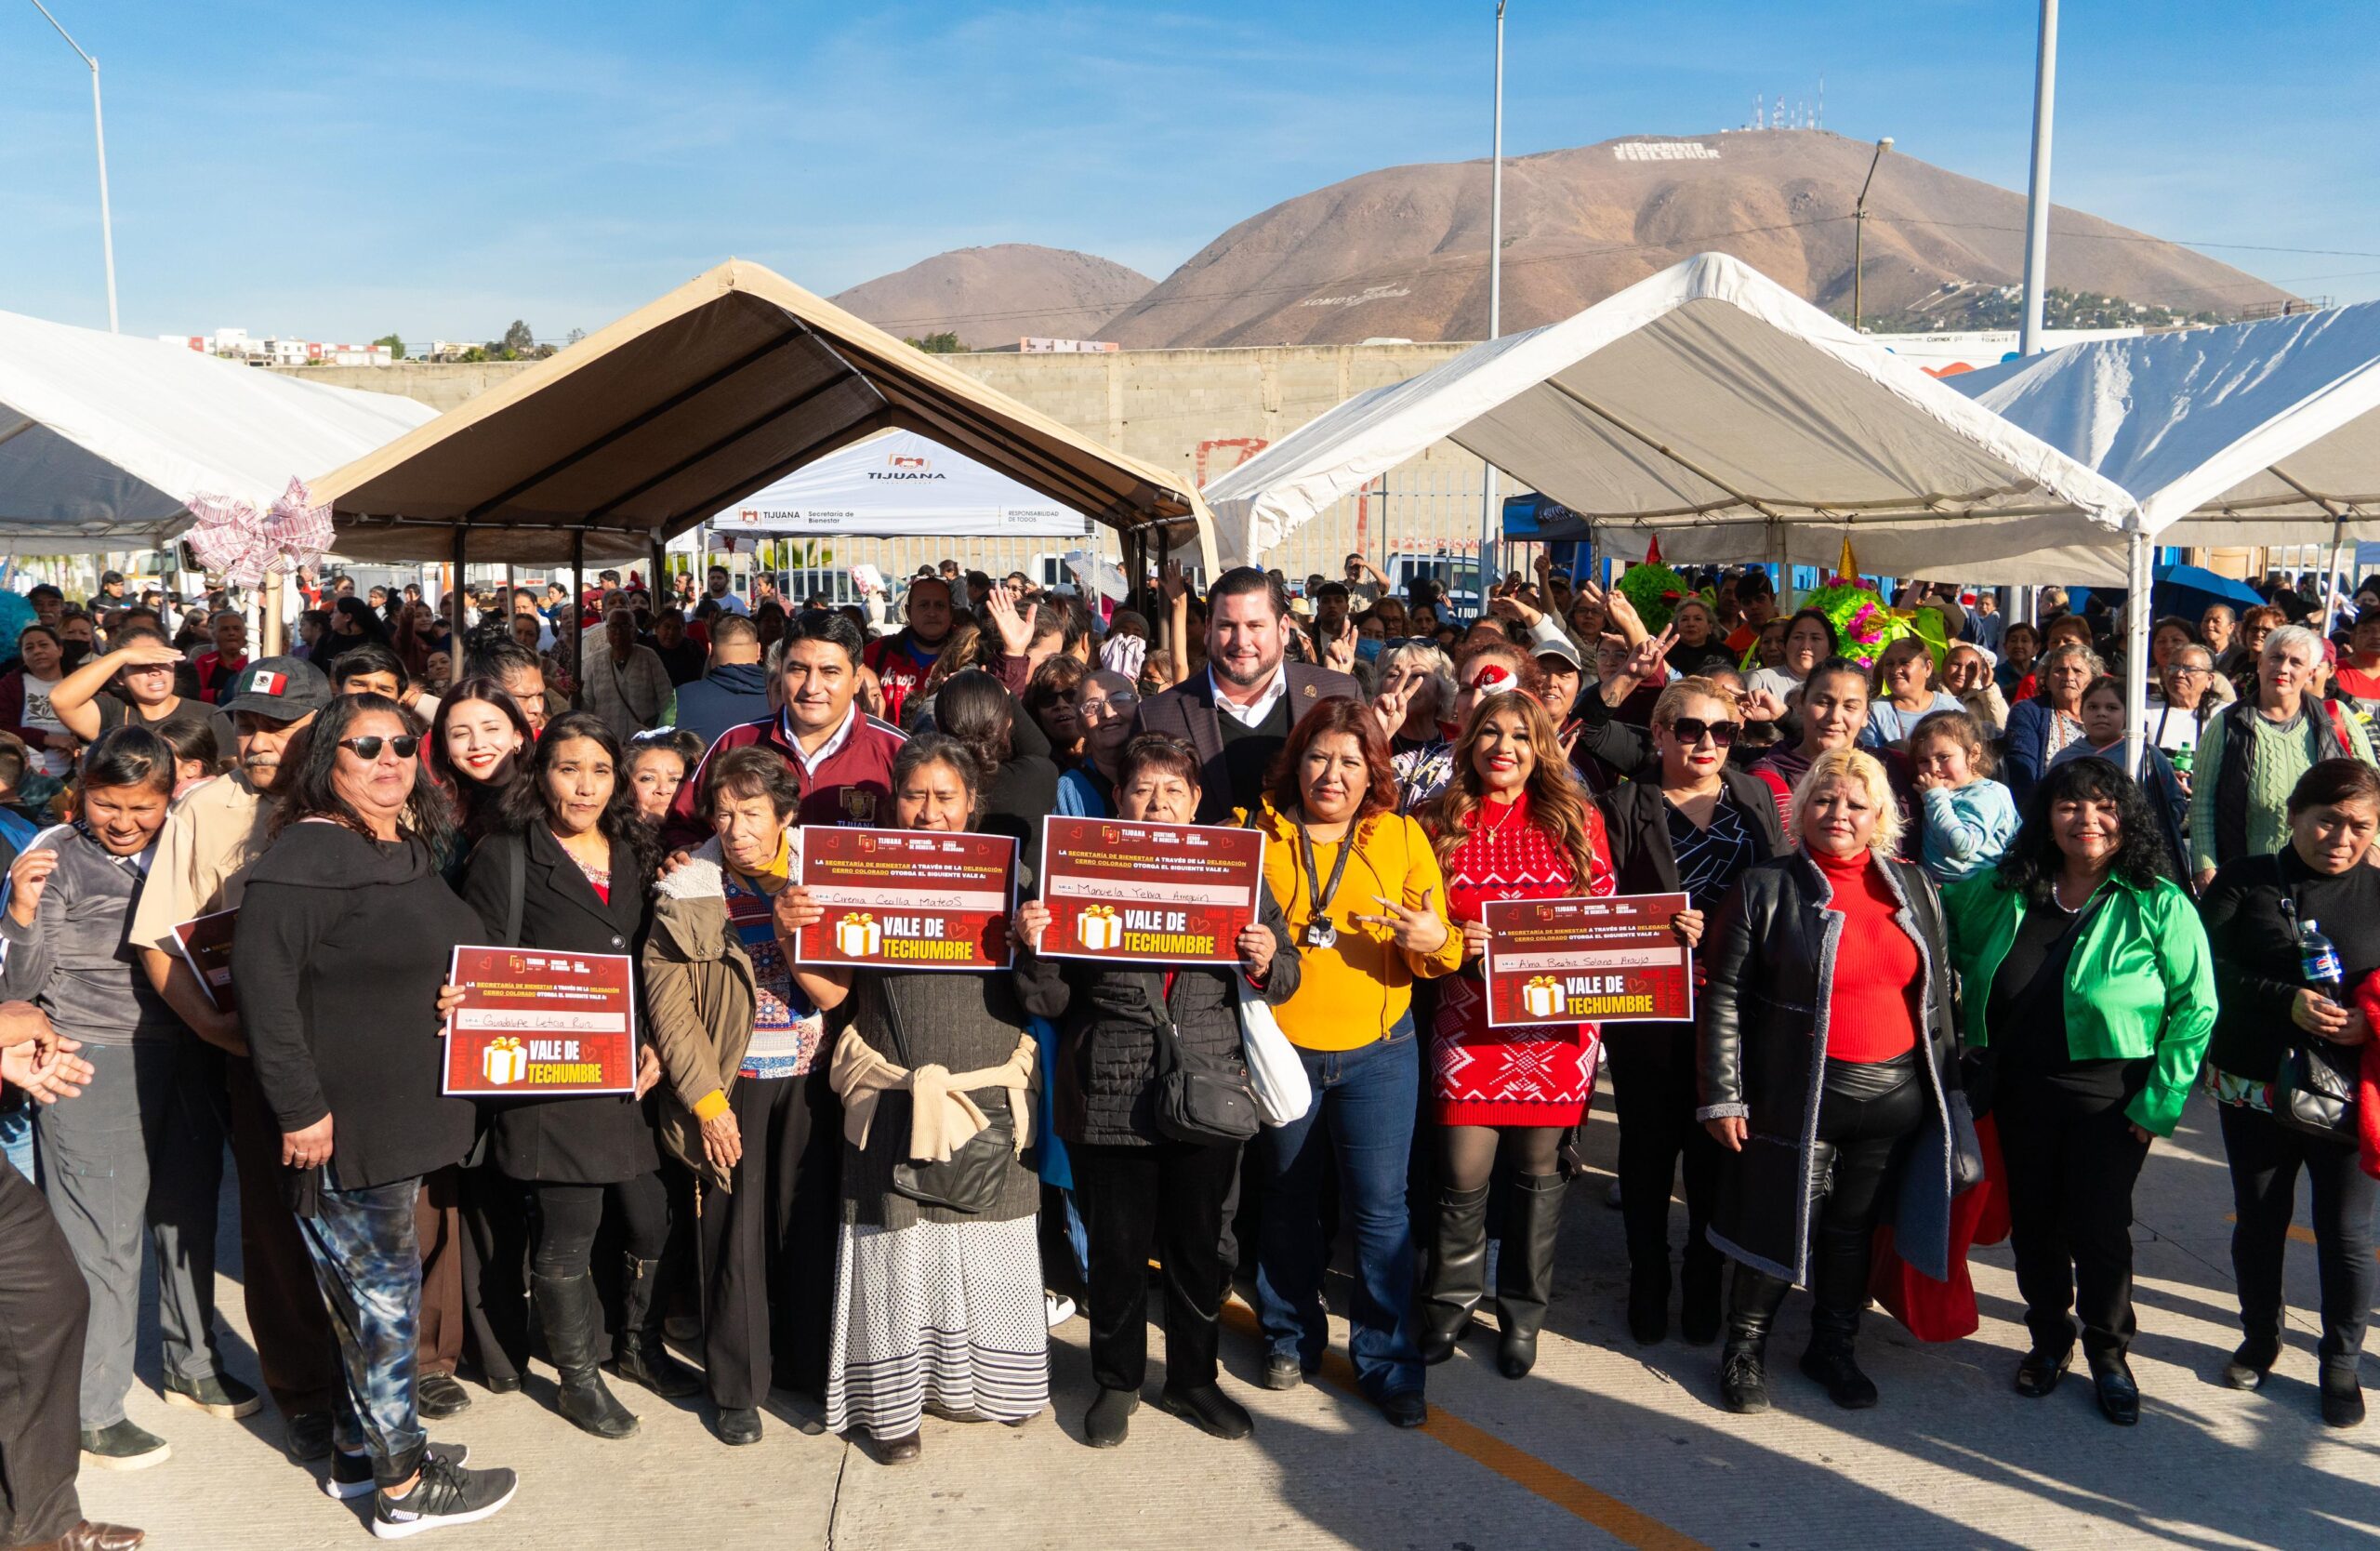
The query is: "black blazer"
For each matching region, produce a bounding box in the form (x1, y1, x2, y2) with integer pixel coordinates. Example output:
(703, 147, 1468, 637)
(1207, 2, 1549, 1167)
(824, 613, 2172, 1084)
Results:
(1131, 663, 1361, 823)
(1597, 768, 1787, 898)
(460, 825, 660, 1186)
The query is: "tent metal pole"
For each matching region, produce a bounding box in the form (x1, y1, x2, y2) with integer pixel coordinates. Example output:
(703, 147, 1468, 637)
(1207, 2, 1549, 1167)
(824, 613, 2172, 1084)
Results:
(261, 571, 285, 656)
(449, 528, 469, 647)
(2123, 529, 2150, 778)
(1770, 522, 1792, 608)
(570, 529, 587, 710)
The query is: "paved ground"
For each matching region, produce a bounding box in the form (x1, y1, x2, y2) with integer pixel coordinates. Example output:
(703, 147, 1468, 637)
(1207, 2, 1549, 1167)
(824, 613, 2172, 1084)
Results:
(78, 1088, 2380, 1550)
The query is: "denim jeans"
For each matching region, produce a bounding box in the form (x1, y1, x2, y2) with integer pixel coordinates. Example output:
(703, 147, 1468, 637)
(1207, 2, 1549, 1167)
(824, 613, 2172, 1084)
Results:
(0, 1105, 33, 1182)
(300, 1170, 426, 1490)
(1255, 1016, 1423, 1399)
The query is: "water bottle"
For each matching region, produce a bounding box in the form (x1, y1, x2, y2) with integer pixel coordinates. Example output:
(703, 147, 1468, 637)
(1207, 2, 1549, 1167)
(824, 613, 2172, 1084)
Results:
(2298, 916, 2345, 995)
(2170, 739, 2193, 779)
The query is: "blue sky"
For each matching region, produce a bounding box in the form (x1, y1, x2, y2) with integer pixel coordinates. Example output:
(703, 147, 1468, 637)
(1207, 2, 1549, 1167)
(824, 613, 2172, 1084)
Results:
(4, 1, 2374, 342)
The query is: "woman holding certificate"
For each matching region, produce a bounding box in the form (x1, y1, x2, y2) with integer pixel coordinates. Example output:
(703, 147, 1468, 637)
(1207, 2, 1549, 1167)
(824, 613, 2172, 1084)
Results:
(456, 711, 689, 1441)
(778, 734, 1047, 1465)
(1250, 697, 1461, 1428)
(1414, 688, 1613, 1381)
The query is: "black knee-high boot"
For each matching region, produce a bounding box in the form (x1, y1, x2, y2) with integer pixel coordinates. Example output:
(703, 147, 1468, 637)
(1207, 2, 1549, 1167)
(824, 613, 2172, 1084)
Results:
(1418, 1185, 1490, 1364)
(608, 1253, 702, 1399)
(1719, 1263, 1790, 1414)
(532, 1271, 639, 1439)
(1496, 1173, 1567, 1379)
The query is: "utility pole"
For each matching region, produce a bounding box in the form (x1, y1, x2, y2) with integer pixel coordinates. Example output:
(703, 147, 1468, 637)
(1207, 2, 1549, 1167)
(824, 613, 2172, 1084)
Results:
(1851, 137, 1893, 332)
(2019, 0, 2059, 355)
(27, 1, 119, 332)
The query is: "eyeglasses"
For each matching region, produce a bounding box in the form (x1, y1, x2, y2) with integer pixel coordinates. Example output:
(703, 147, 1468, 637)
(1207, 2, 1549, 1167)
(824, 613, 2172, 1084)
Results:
(1077, 693, 1138, 719)
(338, 735, 420, 761)
(1667, 718, 1739, 747)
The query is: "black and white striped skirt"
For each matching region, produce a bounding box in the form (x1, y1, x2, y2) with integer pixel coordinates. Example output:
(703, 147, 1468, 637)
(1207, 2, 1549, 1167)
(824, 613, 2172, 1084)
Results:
(824, 1214, 1050, 1439)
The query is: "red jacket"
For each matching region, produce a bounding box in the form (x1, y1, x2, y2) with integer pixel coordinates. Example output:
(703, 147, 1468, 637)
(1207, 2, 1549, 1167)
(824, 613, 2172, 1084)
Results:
(664, 706, 906, 848)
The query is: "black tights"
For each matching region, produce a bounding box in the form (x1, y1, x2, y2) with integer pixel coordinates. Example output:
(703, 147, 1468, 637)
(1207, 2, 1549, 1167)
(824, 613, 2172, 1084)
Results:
(529, 1173, 669, 1280)
(1440, 1125, 1564, 1191)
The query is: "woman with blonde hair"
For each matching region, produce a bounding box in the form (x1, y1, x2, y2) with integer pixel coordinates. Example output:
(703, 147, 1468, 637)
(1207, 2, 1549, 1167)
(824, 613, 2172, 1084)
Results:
(1698, 748, 1962, 1415)
(1415, 689, 1613, 1379)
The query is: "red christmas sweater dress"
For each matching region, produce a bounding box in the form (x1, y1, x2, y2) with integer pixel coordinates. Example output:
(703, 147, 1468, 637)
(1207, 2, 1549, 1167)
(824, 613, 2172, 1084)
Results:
(1431, 790, 1615, 1126)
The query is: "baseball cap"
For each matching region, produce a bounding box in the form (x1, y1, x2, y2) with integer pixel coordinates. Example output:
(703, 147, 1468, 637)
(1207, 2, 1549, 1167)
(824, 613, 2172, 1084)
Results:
(219, 656, 332, 721)
(1534, 636, 1582, 670)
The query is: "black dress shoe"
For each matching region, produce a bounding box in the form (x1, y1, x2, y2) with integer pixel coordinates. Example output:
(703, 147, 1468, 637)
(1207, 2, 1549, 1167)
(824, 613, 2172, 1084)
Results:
(1157, 1383, 1253, 1441)
(282, 1410, 336, 1465)
(1083, 1387, 1138, 1448)
(2014, 1346, 2073, 1399)
(416, 1372, 472, 1420)
(713, 1407, 762, 1447)
(1377, 1390, 1427, 1428)
(1260, 1355, 1305, 1392)
(875, 1431, 921, 1465)
(2091, 1357, 2140, 1426)
(2321, 1369, 2366, 1428)
(2222, 1338, 2279, 1391)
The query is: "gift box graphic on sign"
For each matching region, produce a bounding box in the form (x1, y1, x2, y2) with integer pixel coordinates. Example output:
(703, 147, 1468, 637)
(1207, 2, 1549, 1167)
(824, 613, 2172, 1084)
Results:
(1078, 904, 1124, 950)
(1521, 976, 1566, 1020)
(482, 1037, 527, 1087)
(834, 912, 883, 957)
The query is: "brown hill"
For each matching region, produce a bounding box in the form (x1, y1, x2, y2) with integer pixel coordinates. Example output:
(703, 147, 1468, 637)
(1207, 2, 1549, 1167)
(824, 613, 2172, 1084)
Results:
(829, 244, 1154, 348)
(1099, 130, 2294, 348)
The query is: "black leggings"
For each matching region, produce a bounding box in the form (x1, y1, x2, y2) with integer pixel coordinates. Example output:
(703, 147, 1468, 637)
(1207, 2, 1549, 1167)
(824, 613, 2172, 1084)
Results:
(1608, 1025, 1723, 1278)
(2221, 1101, 2379, 1371)
(1805, 1054, 1925, 1315)
(529, 1173, 669, 1280)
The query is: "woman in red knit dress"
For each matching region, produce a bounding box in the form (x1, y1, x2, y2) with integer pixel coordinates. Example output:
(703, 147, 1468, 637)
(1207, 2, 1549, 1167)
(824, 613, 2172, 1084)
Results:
(1416, 688, 1613, 1379)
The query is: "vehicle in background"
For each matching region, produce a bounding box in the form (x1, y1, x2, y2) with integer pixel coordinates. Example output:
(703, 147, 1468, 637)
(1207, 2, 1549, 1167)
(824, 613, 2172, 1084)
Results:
(1385, 550, 1484, 618)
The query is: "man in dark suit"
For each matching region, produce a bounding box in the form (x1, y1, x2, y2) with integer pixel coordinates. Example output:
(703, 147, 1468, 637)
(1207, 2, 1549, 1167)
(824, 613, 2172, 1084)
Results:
(1131, 567, 1361, 824)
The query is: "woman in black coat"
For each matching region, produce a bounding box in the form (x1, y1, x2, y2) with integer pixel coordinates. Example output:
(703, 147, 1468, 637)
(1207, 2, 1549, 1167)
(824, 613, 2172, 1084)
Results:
(233, 694, 519, 1530)
(1015, 733, 1301, 1450)
(1596, 677, 1786, 1348)
(2199, 758, 2380, 1428)
(1697, 747, 1962, 1417)
(457, 711, 684, 1440)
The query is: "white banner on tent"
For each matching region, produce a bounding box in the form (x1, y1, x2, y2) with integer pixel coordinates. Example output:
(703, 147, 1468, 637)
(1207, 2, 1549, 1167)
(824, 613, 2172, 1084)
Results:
(714, 429, 1095, 539)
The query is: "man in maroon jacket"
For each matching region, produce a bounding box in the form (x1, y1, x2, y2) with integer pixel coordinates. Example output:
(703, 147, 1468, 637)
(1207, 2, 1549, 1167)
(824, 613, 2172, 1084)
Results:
(666, 611, 904, 847)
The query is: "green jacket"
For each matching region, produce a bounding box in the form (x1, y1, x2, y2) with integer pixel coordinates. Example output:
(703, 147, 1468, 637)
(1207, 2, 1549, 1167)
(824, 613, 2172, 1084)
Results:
(1940, 871, 2215, 1137)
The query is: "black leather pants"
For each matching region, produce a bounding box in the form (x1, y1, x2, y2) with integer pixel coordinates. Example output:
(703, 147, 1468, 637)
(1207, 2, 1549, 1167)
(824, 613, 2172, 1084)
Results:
(1805, 1051, 1926, 1317)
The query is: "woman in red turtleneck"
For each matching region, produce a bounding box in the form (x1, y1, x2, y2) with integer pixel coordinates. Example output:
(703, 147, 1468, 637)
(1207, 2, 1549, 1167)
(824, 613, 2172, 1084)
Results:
(1696, 747, 1963, 1418)
(1415, 690, 1613, 1381)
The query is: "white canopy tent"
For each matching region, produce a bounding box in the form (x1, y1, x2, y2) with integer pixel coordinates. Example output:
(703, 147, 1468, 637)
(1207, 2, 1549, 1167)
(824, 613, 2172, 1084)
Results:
(1205, 252, 2142, 585)
(0, 310, 438, 551)
(707, 428, 1094, 539)
(1947, 300, 2380, 555)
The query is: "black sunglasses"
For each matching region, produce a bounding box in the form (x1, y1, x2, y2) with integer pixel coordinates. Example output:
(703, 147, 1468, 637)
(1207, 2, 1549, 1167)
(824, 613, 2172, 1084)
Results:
(338, 735, 420, 761)
(1668, 717, 1739, 747)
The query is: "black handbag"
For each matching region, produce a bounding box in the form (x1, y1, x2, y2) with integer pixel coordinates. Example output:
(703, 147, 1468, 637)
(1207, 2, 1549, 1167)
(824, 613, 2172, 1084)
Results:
(1150, 1008, 1261, 1147)
(879, 982, 1016, 1214)
(2273, 1037, 2360, 1145)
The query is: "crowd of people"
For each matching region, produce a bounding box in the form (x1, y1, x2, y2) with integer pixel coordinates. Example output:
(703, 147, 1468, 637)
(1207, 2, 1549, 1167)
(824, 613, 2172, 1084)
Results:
(0, 548, 2376, 1547)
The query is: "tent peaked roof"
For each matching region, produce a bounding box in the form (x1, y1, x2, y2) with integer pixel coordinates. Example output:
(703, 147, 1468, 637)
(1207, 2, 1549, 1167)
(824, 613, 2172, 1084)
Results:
(1947, 301, 2380, 543)
(1205, 252, 2141, 581)
(310, 258, 1214, 566)
(0, 311, 437, 551)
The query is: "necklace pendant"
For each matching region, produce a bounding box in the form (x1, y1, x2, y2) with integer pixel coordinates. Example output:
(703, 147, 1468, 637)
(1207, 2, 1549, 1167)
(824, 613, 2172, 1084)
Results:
(1303, 917, 1338, 949)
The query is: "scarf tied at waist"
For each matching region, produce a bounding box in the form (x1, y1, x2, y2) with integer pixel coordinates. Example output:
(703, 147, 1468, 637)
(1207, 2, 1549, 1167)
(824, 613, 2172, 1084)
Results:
(827, 1025, 1037, 1160)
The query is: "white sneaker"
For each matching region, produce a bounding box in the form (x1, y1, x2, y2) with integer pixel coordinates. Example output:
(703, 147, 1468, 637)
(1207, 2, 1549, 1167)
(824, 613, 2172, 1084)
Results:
(1045, 1292, 1078, 1328)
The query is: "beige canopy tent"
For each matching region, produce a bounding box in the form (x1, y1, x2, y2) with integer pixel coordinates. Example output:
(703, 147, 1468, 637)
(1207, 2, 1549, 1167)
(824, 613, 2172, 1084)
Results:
(309, 260, 1216, 594)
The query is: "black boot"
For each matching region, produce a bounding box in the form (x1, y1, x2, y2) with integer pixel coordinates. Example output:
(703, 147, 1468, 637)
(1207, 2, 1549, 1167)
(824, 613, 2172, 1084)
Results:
(1800, 1306, 1879, 1409)
(531, 1271, 639, 1439)
(1495, 1173, 1567, 1379)
(1679, 1239, 1724, 1346)
(1419, 1184, 1490, 1365)
(1626, 1263, 1671, 1346)
(1718, 1265, 1788, 1414)
(609, 1254, 702, 1399)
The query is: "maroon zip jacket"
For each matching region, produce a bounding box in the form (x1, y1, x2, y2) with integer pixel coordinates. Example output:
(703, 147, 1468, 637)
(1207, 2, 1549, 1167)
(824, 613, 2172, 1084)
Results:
(664, 706, 906, 848)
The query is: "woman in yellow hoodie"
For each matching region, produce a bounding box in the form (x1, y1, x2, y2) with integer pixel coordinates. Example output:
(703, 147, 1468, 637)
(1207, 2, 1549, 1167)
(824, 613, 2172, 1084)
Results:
(1249, 696, 1461, 1426)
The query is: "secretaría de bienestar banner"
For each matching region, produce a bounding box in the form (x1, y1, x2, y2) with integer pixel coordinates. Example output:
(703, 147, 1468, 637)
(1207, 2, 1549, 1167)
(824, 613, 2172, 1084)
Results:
(1482, 893, 1693, 1027)
(1036, 816, 1267, 964)
(794, 826, 1017, 972)
(443, 948, 637, 1095)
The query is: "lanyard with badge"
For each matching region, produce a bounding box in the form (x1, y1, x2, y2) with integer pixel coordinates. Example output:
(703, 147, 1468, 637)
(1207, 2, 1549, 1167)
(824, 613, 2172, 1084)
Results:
(1296, 821, 1353, 950)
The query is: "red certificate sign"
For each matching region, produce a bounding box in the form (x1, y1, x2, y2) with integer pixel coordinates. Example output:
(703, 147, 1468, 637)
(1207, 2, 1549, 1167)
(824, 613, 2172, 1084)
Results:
(1483, 893, 1693, 1027)
(1037, 817, 1267, 965)
(443, 948, 637, 1096)
(794, 826, 1017, 971)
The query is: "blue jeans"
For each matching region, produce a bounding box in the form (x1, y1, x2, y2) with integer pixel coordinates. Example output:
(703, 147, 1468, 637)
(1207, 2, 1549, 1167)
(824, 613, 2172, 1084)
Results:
(0, 1105, 32, 1182)
(1255, 1017, 1423, 1399)
(299, 1170, 425, 1489)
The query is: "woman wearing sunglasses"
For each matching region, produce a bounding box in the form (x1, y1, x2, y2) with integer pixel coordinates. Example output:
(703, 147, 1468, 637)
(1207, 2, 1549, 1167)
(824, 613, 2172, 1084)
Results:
(233, 695, 520, 1535)
(1596, 679, 1786, 1347)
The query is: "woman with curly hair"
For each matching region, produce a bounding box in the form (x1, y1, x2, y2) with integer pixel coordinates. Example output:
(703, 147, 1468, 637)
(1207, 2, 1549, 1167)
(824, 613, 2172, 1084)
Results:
(1414, 688, 1613, 1379)
(1942, 756, 2215, 1425)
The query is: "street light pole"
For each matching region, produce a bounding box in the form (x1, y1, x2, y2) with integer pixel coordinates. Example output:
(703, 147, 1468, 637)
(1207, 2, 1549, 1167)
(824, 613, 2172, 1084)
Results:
(1476, 0, 1506, 613)
(1850, 136, 1893, 332)
(2019, 0, 2058, 356)
(27, 0, 119, 333)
